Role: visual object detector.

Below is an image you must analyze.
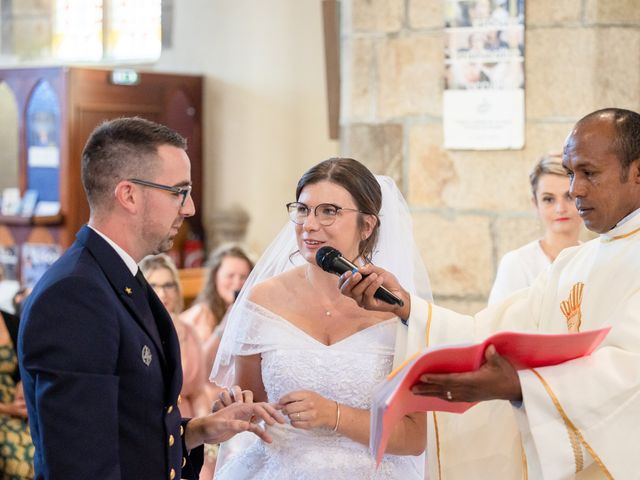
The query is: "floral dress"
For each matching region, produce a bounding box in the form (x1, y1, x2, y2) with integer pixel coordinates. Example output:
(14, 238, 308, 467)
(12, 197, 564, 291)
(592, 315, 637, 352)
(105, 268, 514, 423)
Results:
(0, 343, 34, 480)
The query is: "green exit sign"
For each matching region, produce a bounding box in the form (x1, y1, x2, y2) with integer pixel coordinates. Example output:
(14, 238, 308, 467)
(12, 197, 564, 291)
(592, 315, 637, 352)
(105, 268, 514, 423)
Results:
(110, 69, 140, 86)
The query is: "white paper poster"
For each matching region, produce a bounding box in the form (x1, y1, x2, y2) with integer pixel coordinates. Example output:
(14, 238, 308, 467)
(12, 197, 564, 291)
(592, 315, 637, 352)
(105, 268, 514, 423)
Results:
(443, 0, 525, 150)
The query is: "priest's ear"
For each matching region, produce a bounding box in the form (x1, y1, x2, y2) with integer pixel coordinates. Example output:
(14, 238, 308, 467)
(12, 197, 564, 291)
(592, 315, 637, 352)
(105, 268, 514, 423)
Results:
(630, 157, 640, 185)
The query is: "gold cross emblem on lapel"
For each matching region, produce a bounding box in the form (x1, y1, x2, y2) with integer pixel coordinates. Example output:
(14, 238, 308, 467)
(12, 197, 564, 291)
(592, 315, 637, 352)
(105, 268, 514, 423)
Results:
(124, 286, 133, 296)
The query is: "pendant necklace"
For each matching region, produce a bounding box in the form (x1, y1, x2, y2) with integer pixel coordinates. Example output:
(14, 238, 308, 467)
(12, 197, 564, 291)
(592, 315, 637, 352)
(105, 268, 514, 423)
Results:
(305, 267, 338, 317)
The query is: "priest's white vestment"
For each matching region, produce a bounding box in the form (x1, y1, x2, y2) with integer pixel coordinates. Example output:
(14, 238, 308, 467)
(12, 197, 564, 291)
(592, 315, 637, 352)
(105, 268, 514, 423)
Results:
(394, 211, 640, 479)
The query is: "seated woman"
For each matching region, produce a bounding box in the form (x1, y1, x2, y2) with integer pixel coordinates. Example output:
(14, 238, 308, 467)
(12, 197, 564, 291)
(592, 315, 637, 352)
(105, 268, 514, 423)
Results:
(488, 153, 582, 304)
(0, 309, 34, 479)
(180, 244, 253, 345)
(139, 254, 210, 418)
(210, 158, 431, 479)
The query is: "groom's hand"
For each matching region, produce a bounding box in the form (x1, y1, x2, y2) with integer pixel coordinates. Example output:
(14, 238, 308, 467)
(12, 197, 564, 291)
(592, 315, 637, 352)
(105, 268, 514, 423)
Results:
(186, 402, 286, 448)
(338, 264, 411, 320)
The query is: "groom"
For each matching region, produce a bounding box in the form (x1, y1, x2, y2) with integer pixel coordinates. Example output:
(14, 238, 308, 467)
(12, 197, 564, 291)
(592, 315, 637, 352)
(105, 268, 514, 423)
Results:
(339, 108, 640, 478)
(18, 117, 284, 479)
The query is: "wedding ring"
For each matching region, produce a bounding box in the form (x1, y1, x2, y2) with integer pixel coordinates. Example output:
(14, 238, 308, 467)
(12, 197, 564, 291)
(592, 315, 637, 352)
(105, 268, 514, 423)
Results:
(295, 412, 301, 420)
(446, 391, 453, 401)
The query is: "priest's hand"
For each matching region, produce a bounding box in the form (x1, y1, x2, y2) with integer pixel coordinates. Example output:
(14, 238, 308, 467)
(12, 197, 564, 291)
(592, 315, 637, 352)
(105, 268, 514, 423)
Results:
(411, 345, 523, 403)
(338, 264, 411, 320)
(185, 402, 286, 449)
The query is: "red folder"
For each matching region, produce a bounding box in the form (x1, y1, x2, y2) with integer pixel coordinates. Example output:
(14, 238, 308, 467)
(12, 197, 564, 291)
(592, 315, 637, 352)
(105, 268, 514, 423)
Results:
(370, 327, 611, 464)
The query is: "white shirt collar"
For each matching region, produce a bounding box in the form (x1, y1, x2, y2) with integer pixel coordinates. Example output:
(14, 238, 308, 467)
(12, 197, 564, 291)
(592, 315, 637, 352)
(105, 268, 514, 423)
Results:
(87, 225, 139, 276)
(614, 207, 640, 228)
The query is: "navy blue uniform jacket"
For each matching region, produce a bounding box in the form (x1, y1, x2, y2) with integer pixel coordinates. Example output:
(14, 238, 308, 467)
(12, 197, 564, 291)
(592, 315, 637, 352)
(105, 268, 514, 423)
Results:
(18, 226, 203, 479)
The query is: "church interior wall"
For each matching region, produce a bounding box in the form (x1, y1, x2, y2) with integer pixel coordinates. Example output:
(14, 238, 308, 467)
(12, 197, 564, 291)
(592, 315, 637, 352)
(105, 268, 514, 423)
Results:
(3, 0, 640, 310)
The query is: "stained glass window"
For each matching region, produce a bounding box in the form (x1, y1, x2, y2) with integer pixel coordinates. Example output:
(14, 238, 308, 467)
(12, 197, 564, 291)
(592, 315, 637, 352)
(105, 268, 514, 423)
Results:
(106, 0, 162, 60)
(26, 81, 61, 202)
(52, 0, 103, 61)
(52, 0, 161, 62)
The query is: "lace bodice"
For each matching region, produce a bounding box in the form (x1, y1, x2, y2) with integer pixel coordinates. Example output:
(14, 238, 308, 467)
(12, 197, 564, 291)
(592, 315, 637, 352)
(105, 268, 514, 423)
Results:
(215, 302, 424, 480)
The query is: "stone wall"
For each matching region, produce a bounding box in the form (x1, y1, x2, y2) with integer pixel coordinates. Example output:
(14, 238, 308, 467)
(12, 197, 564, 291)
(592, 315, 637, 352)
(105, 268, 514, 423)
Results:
(340, 0, 640, 313)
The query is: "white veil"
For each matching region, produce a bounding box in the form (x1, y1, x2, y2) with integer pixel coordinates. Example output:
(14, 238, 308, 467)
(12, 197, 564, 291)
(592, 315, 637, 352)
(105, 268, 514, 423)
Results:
(210, 175, 432, 387)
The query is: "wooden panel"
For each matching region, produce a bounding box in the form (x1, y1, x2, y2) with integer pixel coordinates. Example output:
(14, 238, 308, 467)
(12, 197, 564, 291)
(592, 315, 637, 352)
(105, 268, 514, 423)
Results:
(322, 0, 341, 140)
(0, 66, 204, 279)
(64, 67, 203, 249)
(163, 87, 203, 235)
(0, 226, 15, 246)
(26, 226, 56, 244)
(179, 267, 206, 307)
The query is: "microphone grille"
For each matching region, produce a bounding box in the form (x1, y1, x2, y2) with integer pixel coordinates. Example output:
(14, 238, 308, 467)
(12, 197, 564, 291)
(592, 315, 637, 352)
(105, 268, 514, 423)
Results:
(315, 246, 341, 271)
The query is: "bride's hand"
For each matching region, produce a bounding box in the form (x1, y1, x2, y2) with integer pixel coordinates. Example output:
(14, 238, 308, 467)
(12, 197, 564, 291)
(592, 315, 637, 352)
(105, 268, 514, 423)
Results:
(211, 385, 254, 413)
(278, 390, 337, 430)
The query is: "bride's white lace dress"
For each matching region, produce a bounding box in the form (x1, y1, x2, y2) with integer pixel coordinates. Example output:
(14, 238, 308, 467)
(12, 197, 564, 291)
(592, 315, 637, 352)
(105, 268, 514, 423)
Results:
(215, 301, 424, 479)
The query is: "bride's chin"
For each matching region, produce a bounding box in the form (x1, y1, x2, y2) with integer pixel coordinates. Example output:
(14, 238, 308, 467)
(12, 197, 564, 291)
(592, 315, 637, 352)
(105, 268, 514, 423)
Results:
(301, 251, 316, 264)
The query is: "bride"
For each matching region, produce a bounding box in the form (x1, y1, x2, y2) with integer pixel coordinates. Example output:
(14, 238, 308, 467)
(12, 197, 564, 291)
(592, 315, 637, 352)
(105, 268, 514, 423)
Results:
(210, 158, 432, 479)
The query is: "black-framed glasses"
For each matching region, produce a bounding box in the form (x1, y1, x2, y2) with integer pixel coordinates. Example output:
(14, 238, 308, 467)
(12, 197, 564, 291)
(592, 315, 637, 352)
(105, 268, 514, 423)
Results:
(286, 202, 367, 226)
(129, 178, 192, 207)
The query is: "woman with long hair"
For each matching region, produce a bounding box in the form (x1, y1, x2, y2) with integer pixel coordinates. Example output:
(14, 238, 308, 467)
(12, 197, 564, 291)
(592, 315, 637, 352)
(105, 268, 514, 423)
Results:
(181, 244, 253, 343)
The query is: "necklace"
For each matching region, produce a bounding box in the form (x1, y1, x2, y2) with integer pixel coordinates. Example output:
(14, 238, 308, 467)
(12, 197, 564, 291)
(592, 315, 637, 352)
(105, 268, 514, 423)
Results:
(305, 267, 340, 317)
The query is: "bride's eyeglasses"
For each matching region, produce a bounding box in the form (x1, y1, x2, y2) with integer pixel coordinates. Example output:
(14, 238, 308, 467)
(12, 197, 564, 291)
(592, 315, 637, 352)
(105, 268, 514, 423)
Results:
(286, 202, 367, 226)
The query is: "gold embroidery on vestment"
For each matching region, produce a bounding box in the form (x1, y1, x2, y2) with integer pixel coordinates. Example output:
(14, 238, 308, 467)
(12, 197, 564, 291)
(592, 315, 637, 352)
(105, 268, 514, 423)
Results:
(601, 226, 640, 242)
(387, 351, 419, 380)
(432, 412, 442, 480)
(425, 302, 433, 347)
(530, 369, 614, 479)
(426, 304, 442, 479)
(520, 436, 528, 479)
(560, 282, 584, 332)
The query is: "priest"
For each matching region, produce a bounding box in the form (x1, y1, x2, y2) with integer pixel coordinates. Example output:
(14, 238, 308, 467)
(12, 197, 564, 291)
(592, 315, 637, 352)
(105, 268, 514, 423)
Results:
(340, 107, 640, 479)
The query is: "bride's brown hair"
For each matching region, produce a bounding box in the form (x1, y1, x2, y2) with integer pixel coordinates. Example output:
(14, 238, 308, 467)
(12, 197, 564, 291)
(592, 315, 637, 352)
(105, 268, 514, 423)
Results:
(295, 158, 381, 263)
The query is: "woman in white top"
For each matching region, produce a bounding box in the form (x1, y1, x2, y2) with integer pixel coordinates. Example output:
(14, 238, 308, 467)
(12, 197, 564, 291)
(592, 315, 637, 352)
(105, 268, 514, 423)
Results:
(210, 158, 432, 479)
(488, 153, 582, 304)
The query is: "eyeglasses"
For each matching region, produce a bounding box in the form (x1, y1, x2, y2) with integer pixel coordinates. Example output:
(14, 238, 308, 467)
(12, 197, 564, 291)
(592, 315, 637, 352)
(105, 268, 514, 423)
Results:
(286, 202, 367, 226)
(129, 178, 192, 207)
(149, 282, 178, 293)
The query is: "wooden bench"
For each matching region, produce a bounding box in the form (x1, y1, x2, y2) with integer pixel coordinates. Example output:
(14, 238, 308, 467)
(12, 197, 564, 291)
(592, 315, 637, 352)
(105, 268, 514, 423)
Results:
(178, 267, 206, 309)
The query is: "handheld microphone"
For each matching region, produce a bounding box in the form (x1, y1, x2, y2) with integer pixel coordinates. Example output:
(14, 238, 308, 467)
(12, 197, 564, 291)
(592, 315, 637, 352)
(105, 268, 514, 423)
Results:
(315, 246, 404, 307)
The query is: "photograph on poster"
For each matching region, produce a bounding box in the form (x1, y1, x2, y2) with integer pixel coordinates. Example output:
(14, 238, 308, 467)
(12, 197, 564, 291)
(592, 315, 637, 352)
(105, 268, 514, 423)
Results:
(445, 0, 524, 28)
(445, 60, 523, 90)
(445, 28, 523, 62)
(21, 243, 61, 290)
(443, 0, 525, 150)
